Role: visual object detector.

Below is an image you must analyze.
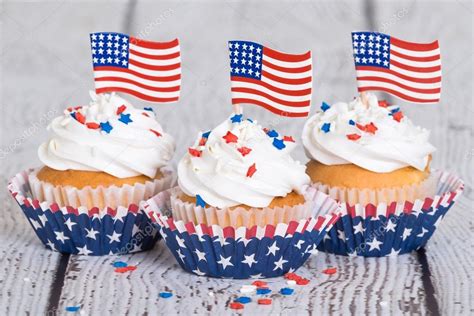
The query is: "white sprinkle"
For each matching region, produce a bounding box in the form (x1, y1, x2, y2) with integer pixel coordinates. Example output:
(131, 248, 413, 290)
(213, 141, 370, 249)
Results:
(23, 278, 30, 282)
(240, 285, 257, 293)
(208, 291, 214, 297)
(380, 301, 388, 307)
(286, 280, 297, 286)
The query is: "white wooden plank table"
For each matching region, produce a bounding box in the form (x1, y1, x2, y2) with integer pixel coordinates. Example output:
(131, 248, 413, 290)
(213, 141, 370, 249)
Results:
(1, 1, 472, 315)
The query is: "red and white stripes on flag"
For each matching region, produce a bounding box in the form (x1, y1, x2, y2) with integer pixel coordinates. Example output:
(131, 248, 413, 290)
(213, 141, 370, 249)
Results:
(91, 32, 181, 103)
(352, 32, 441, 104)
(229, 41, 313, 117)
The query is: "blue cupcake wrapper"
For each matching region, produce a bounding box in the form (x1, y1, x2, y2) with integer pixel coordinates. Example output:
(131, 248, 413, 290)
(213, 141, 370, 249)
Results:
(8, 170, 160, 256)
(317, 170, 464, 257)
(142, 187, 341, 279)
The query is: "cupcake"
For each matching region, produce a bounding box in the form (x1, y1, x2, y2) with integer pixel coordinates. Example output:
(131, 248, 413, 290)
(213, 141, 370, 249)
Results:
(142, 114, 341, 278)
(302, 93, 463, 257)
(302, 93, 436, 205)
(8, 92, 176, 255)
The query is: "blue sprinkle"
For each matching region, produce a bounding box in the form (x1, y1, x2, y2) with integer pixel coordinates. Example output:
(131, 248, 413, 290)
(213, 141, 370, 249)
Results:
(118, 113, 133, 124)
(159, 291, 173, 299)
(236, 296, 252, 304)
(349, 119, 355, 126)
(196, 194, 206, 207)
(321, 123, 331, 133)
(144, 107, 154, 112)
(272, 138, 286, 150)
(256, 288, 272, 295)
(100, 121, 113, 134)
(113, 261, 128, 268)
(280, 287, 294, 295)
(391, 107, 400, 114)
(321, 102, 331, 112)
(230, 114, 243, 123)
(70, 112, 77, 120)
(202, 131, 211, 139)
(247, 118, 253, 123)
(267, 129, 279, 137)
(66, 306, 80, 312)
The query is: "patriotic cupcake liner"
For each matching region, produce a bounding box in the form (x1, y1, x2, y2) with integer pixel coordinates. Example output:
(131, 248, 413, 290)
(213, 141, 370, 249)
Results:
(7, 169, 176, 256)
(141, 186, 341, 279)
(317, 170, 464, 257)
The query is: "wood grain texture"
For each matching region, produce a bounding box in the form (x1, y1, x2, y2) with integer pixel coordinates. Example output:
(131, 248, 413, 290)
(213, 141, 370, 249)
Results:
(0, 0, 472, 315)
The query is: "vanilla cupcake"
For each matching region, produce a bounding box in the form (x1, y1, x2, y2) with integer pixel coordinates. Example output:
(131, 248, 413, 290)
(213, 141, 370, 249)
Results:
(302, 93, 436, 205)
(142, 113, 341, 278)
(31, 92, 175, 209)
(8, 92, 175, 255)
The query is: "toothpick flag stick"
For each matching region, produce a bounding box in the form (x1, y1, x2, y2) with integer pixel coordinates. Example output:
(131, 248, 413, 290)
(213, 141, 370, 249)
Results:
(228, 40, 313, 117)
(351, 31, 441, 104)
(90, 32, 181, 103)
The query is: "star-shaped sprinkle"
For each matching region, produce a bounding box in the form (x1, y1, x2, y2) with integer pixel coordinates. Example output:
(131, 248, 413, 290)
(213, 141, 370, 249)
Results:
(267, 129, 279, 137)
(321, 123, 331, 133)
(202, 131, 211, 138)
(100, 121, 113, 133)
(347, 133, 361, 141)
(273, 138, 286, 150)
(392, 111, 404, 122)
(196, 194, 206, 207)
(230, 114, 243, 123)
(364, 122, 378, 134)
(237, 146, 252, 156)
(116, 104, 127, 115)
(378, 100, 389, 108)
(222, 131, 238, 143)
(86, 122, 100, 129)
(150, 129, 162, 137)
(118, 113, 133, 124)
(247, 163, 257, 177)
(188, 148, 202, 157)
(349, 119, 355, 126)
(321, 102, 331, 111)
(283, 136, 295, 142)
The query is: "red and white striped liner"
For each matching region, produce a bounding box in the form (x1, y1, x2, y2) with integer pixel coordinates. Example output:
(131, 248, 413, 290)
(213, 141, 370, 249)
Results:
(142, 186, 341, 240)
(9, 170, 145, 220)
(337, 170, 464, 219)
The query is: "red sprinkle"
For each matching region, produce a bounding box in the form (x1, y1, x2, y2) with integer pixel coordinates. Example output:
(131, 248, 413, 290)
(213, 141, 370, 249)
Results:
(86, 122, 100, 129)
(296, 278, 310, 285)
(116, 105, 127, 115)
(237, 146, 252, 156)
(74, 106, 82, 110)
(258, 298, 272, 305)
(199, 137, 207, 146)
(357, 122, 377, 134)
(74, 112, 86, 124)
(67, 107, 73, 112)
(346, 134, 361, 141)
(115, 266, 137, 273)
(150, 129, 162, 137)
(188, 148, 202, 157)
(322, 267, 337, 275)
(283, 136, 295, 142)
(229, 302, 244, 310)
(378, 100, 389, 108)
(284, 272, 302, 281)
(252, 280, 268, 287)
(246, 163, 257, 177)
(142, 112, 150, 117)
(393, 111, 404, 122)
(263, 128, 269, 134)
(222, 131, 238, 143)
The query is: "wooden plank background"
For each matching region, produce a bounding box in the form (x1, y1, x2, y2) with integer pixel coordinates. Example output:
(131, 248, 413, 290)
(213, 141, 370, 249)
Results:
(0, 0, 472, 314)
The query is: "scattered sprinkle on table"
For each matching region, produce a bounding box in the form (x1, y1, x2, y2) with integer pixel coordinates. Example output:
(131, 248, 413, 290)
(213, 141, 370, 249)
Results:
(322, 267, 337, 275)
(296, 278, 310, 285)
(66, 306, 80, 312)
(236, 296, 251, 304)
(112, 261, 128, 268)
(252, 280, 267, 287)
(256, 288, 271, 295)
(287, 280, 297, 286)
(229, 302, 244, 310)
(280, 287, 294, 295)
(240, 285, 257, 293)
(258, 298, 272, 305)
(114, 266, 137, 273)
(159, 292, 173, 299)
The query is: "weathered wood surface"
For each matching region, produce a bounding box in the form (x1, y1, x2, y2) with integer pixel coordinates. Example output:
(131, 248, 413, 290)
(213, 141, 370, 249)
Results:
(0, 1, 472, 315)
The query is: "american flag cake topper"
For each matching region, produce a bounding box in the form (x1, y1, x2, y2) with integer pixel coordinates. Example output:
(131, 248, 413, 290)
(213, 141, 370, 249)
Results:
(352, 31, 441, 104)
(229, 40, 313, 117)
(90, 32, 181, 103)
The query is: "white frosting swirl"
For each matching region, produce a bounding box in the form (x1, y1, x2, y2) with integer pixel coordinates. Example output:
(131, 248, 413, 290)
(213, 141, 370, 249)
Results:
(39, 92, 175, 178)
(302, 93, 435, 173)
(178, 115, 310, 208)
